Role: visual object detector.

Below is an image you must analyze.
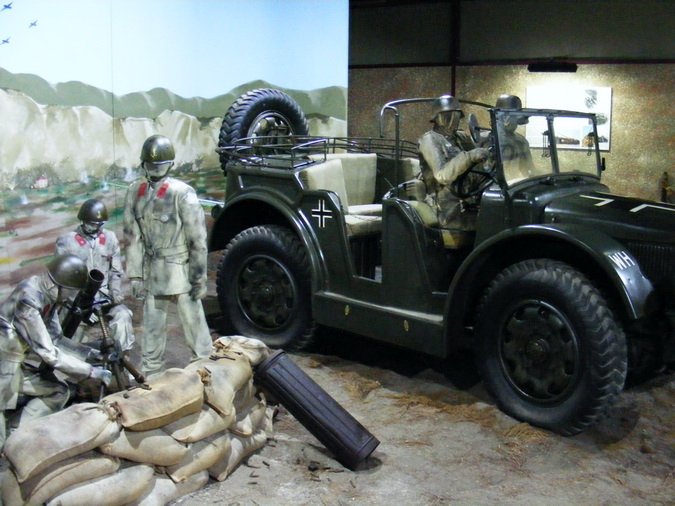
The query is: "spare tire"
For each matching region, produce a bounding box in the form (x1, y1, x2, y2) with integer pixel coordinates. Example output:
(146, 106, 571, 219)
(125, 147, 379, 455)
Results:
(218, 88, 309, 171)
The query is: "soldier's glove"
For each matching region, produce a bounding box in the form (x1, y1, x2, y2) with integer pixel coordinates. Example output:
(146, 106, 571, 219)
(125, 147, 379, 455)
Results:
(190, 282, 207, 301)
(130, 279, 145, 300)
(89, 366, 112, 386)
(469, 147, 490, 163)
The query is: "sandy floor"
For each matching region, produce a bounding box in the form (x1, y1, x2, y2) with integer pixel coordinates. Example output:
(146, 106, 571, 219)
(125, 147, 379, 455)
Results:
(157, 292, 674, 506)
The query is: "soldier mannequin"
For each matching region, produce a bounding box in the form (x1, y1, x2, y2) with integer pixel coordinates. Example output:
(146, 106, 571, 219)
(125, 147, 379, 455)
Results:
(418, 94, 489, 227)
(494, 94, 535, 182)
(123, 134, 212, 376)
(55, 199, 135, 352)
(0, 254, 111, 450)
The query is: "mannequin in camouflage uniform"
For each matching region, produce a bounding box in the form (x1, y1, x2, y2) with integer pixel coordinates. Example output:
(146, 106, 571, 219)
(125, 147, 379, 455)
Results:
(418, 94, 489, 227)
(55, 199, 135, 352)
(123, 134, 212, 376)
(0, 254, 111, 450)
(494, 94, 535, 183)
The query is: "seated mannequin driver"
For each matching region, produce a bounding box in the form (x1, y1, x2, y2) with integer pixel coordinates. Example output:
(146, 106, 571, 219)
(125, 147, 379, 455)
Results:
(494, 94, 535, 182)
(418, 95, 489, 227)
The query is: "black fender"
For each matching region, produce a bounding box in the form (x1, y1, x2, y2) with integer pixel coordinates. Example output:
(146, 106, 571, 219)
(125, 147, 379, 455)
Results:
(446, 223, 655, 341)
(208, 191, 325, 292)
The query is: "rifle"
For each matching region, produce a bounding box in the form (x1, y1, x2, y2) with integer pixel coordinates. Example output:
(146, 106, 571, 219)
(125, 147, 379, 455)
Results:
(61, 269, 105, 339)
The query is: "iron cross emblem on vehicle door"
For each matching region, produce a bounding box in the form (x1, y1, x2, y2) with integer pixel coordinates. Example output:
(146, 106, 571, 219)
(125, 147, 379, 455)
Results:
(311, 199, 333, 228)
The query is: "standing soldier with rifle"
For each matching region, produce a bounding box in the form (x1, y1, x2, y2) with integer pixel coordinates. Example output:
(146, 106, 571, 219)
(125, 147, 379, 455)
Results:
(123, 135, 213, 377)
(0, 255, 111, 451)
(55, 199, 135, 354)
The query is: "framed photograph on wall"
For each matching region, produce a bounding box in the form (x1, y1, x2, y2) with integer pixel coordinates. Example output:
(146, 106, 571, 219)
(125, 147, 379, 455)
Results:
(526, 86, 612, 151)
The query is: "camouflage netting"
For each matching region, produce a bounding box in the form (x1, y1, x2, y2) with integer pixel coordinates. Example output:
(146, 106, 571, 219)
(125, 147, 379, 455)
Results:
(0, 335, 273, 506)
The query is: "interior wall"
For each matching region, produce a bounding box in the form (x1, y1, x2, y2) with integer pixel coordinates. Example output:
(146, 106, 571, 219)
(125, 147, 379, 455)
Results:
(348, 63, 674, 202)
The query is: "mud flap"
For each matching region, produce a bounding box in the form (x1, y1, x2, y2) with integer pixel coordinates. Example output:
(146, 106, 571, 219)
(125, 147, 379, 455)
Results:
(254, 350, 380, 470)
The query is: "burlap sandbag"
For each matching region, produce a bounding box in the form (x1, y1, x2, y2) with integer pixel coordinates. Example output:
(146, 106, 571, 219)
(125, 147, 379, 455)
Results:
(1, 452, 120, 506)
(3, 402, 120, 483)
(99, 428, 189, 466)
(102, 368, 204, 431)
(131, 470, 209, 506)
(45, 464, 155, 506)
(185, 354, 253, 417)
(229, 396, 268, 438)
(211, 335, 271, 366)
(163, 403, 236, 443)
(208, 430, 269, 482)
(165, 432, 231, 483)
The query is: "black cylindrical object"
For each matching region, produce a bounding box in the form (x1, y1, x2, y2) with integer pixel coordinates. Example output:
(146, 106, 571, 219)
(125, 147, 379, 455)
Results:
(254, 350, 380, 470)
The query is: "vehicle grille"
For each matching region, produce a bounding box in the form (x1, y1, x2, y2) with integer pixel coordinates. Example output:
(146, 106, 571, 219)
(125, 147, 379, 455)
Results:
(625, 242, 674, 283)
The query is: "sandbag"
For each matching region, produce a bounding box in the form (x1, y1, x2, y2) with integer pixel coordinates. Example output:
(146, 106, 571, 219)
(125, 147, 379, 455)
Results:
(212, 335, 271, 366)
(1, 452, 120, 506)
(163, 403, 236, 444)
(229, 396, 268, 438)
(102, 368, 204, 431)
(99, 428, 189, 466)
(3, 402, 120, 483)
(208, 430, 269, 482)
(165, 433, 231, 483)
(131, 470, 209, 506)
(186, 354, 253, 417)
(46, 464, 155, 506)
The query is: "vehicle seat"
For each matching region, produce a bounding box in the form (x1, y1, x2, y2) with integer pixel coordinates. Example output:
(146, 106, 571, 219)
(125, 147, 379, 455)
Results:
(299, 156, 382, 236)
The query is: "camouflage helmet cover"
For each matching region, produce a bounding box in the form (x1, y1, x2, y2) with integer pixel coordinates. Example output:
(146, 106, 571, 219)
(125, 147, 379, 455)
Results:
(431, 94, 464, 120)
(47, 254, 88, 290)
(141, 135, 175, 164)
(77, 198, 108, 222)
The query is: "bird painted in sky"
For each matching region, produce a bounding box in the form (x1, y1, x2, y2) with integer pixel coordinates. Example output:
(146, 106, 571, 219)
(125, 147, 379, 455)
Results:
(29, 20, 37, 27)
(1, 37, 9, 45)
(1, 3, 12, 11)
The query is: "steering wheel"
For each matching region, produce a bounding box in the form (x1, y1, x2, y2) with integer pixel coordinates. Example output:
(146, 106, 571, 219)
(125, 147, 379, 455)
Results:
(450, 156, 495, 199)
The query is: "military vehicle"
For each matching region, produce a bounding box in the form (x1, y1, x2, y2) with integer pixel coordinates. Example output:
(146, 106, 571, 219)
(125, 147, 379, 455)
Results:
(209, 88, 674, 435)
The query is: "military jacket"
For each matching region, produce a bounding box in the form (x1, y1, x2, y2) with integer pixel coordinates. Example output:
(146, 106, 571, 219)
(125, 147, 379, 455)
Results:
(123, 177, 207, 296)
(55, 227, 124, 303)
(418, 129, 477, 193)
(0, 275, 92, 409)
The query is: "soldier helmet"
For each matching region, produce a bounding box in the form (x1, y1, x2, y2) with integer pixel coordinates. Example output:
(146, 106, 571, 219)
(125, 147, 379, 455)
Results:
(431, 94, 464, 120)
(47, 254, 88, 290)
(495, 94, 528, 124)
(77, 199, 108, 223)
(141, 135, 175, 164)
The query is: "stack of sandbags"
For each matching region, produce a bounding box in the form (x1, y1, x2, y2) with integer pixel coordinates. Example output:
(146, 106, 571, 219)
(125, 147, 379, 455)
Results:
(0, 335, 274, 506)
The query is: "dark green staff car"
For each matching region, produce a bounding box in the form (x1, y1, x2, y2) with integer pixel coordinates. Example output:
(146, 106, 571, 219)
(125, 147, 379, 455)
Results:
(209, 88, 674, 435)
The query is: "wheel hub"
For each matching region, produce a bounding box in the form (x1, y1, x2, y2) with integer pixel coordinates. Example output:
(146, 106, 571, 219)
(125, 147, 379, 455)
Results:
(500, 301, 580, 403)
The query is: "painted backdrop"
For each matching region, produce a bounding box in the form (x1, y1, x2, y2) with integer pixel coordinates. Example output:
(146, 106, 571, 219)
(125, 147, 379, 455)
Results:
(0, 0, 348, 296)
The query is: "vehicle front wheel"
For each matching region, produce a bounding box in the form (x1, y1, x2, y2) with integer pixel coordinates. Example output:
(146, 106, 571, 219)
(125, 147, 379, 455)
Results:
(475, 259, 627, 435)
(216, 225, 315, 350)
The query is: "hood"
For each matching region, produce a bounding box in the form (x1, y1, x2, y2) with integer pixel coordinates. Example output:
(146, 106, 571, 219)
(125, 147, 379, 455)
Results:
(545, 191, 675, 244)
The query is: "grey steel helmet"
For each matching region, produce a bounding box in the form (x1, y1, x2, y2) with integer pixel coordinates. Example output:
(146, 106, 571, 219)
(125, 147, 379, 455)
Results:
(77, 199, 108, 223)
(495, 94, 528, 124)
(47, 254, 88, 290)
(141, 135, 175, 164)
(431, 94, 464, 120)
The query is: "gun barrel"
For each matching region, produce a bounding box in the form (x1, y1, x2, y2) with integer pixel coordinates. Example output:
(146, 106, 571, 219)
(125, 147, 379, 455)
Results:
(61, 268, 105, 338)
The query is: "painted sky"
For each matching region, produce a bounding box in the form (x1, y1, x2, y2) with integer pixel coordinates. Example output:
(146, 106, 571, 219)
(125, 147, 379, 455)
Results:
(0, 0, 348, 98)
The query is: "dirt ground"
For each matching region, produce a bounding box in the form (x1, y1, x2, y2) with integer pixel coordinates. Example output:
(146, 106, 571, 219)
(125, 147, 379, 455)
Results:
(2, 285, 673, 505)
(146, 286, 674, 506)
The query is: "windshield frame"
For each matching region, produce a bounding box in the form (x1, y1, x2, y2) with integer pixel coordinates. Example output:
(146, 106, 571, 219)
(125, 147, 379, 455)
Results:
(491, 108, 602, 188)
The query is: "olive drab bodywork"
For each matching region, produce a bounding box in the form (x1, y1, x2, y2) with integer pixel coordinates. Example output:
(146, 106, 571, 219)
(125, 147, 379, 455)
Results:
(209, 91, 675, 435)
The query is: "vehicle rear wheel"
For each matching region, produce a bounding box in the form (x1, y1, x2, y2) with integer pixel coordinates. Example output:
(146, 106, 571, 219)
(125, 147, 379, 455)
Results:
(475, 259, 627, 435)
(216, 225, 315, 350)
(218, 88, 309, 171)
